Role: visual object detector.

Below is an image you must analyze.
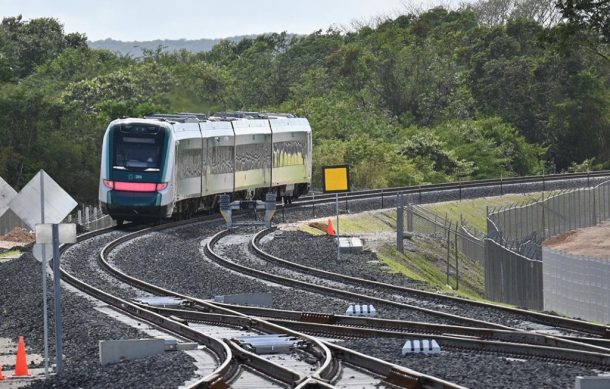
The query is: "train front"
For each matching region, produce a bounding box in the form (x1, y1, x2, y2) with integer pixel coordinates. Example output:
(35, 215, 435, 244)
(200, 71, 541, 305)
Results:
(99, 119, 174, 224)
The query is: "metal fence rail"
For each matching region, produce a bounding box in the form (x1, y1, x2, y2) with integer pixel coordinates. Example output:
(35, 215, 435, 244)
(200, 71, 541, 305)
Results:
(65, 205, 114, 231)
(485, 180, 610, 311)
(488, 181, 610, 260)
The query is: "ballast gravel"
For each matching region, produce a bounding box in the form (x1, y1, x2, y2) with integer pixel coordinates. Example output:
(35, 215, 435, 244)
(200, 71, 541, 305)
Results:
(0, 254, 197, 389)
(344, 338, 606, 388)
(109, 223, 356, 315)
(3, 174, 610, 388)
(257, 230, 548, 330)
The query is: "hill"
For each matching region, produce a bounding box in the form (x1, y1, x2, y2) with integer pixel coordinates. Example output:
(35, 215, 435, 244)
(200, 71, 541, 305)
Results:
(88, 36, 255, 56)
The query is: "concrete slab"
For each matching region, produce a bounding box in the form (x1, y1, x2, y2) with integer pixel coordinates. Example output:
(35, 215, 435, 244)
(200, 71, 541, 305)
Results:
(338, 237, 363, 254)
(575, 376, 610, 389)
(99, 339, 166, 365)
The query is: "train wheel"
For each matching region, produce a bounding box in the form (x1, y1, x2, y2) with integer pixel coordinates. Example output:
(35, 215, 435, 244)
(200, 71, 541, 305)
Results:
(116, 219, 124, 227)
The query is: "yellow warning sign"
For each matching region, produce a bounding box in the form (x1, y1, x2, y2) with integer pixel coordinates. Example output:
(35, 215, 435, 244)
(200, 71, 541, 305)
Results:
(322, 165, 350, 193)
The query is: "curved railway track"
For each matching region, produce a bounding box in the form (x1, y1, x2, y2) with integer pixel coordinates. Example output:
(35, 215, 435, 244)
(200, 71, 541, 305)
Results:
(43, 172, 610, 387)
(205, 229, 610, 368)
(251, 229, 610, 338)
(91, 221, 464, 388)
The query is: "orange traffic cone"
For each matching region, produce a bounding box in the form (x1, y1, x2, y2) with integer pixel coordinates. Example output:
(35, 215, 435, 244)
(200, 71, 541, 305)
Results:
(12, 336, 30, 377)
(327, 218, 335, 236)
(0, 364, 5, 380)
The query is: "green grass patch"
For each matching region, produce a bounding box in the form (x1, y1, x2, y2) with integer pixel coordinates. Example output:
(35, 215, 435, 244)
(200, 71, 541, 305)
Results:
(334, 210, 397, 235)
(291, 209, 490, 299)
(0, 249, 20, 258)
(422, 193, 542, 232)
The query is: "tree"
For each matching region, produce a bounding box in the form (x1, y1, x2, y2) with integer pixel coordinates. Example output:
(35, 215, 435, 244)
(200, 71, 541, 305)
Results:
(0, 16, 87, 79)
(555, 0, 610, 43)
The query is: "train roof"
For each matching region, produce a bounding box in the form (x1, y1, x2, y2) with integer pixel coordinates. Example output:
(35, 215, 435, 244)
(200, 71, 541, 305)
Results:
(143, 111, 297, 123)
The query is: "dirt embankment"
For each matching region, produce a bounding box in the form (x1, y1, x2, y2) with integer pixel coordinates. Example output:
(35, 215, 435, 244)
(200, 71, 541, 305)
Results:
(0, 227, 35, 250)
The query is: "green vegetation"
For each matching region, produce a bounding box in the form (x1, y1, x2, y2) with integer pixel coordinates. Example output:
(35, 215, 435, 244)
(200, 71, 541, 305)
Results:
(302, 209, 486, 300)
(0, 249, 20, 259)
(0, 3, 608, 203)
(423, 193, 542, 232)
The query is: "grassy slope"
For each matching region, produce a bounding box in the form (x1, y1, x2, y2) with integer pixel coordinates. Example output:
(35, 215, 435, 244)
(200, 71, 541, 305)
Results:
(296, 194, 542, 301)
(423, 193, 542, 233)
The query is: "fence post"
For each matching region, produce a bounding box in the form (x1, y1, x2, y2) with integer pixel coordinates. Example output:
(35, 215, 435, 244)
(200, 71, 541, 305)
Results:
(454, 221, 459, 290)
(500, 174, 503, 195)
(77, 210, 82, 225)
(446, 225, 451, 286)
(381, 190, 384, 208)
(407, 204, 413, 233)
(539, 192, 545, 240)
(397, 193, 404, 254)
(592, 186, 597, 225)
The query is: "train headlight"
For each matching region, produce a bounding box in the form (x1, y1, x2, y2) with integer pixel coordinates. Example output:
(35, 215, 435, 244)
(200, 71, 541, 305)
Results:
(156, 182, 168, 190)
(103, 179, 114, 189)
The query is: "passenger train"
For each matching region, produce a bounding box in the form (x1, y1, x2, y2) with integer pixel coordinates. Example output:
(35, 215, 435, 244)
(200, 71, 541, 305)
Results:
(99, 112, 312, 225)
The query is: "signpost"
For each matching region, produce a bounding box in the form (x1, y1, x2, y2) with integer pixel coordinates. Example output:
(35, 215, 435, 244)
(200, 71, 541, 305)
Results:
(35, 223, 76, 374)
(322, 165, 351, 260)
(9, 170, 77, 375)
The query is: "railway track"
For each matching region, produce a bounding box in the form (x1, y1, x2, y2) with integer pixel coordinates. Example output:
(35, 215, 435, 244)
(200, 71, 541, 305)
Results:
(204, 229, 610, 368)
(90, 221, 464, 388)
(293, 170, 610, 206)
(251, 229, 610, 339)
(41, 172, 610, 387)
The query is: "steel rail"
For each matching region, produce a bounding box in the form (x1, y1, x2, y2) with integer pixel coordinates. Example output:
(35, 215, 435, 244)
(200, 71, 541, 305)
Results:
(139, 306, 467, 388)
(98, 224, 464, 388)
(136, 305, 610, 367)
(252, 229, 610, 338)
(185, 304, 610, 353)
(295, 170, 610, 204)
(55, 228, 238, 388)
(208, 231, 515, 331)
(97, 225, 340, 386)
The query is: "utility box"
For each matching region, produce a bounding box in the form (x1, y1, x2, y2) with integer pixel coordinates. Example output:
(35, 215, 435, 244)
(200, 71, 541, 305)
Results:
(338, 237, 363, 254)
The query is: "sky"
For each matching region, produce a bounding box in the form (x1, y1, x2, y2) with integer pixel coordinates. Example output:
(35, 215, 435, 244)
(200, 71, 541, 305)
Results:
(2, 0, 453, 41)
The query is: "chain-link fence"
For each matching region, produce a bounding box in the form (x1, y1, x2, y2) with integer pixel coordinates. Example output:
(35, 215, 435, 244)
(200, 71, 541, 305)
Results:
(543, 246, 610, 324)
(396, 204, 486, 290)
(484, 180, 610, 310)
(488, 180, 610, 260)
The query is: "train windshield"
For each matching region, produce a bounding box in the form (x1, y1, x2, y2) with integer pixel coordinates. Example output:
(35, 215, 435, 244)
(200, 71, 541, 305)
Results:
(112, 125, 165, 171)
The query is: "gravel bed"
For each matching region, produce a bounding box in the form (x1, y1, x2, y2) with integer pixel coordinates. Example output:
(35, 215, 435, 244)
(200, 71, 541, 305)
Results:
(3, 176, 608, 389)
(212, 229, 453, 324)
(343, 338, 609, 388)
(110, 222, 354, 315)
(0, 253, 197, 389)
(61, 231, 146, 300)
(255, 229, 551, 330)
